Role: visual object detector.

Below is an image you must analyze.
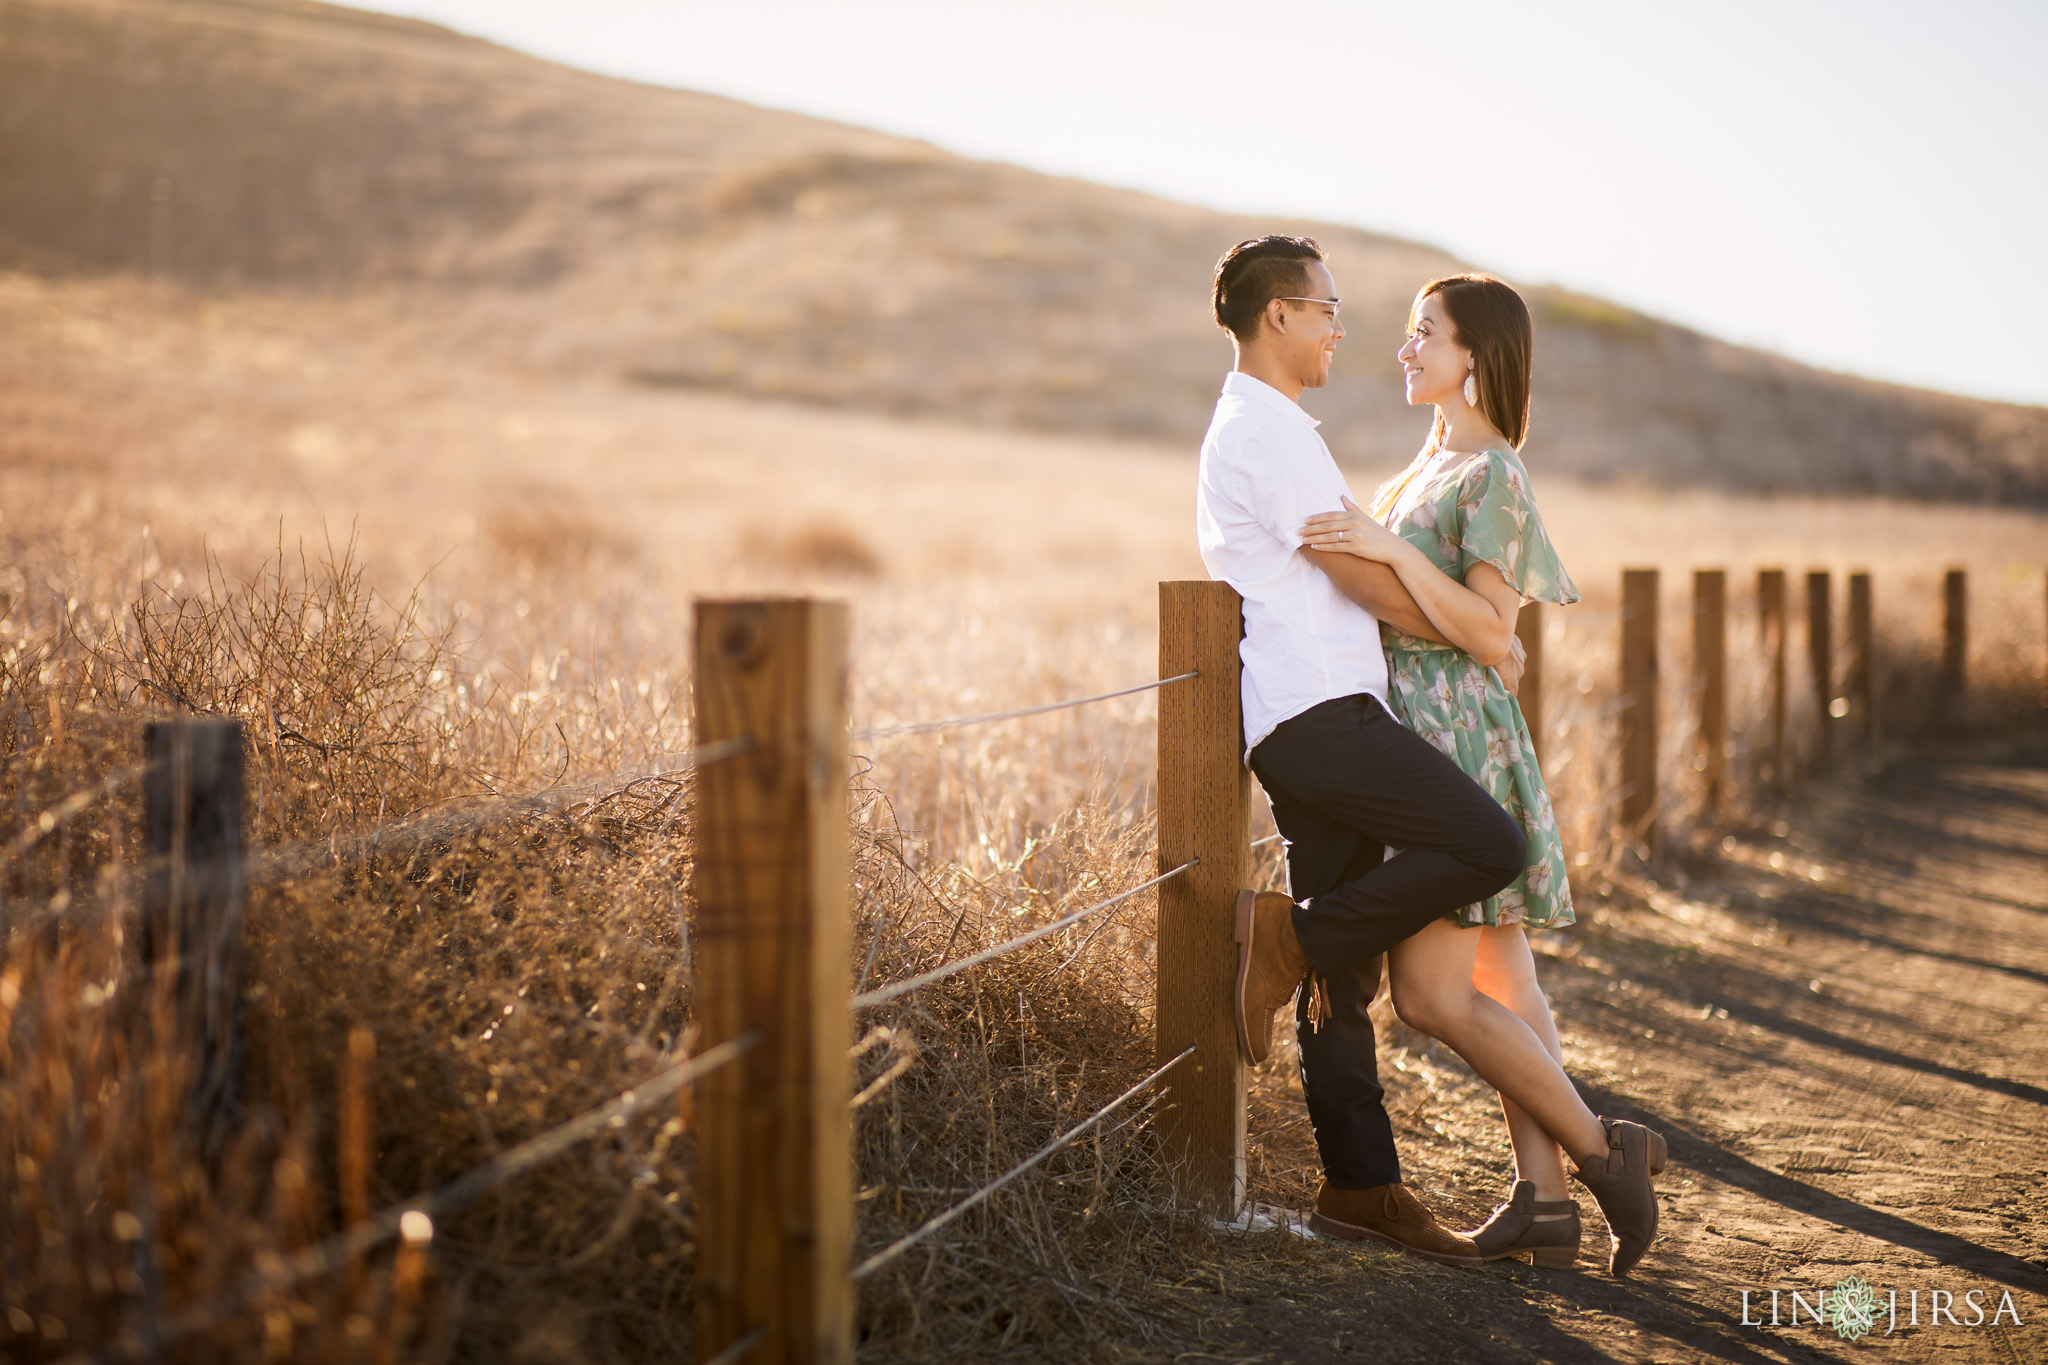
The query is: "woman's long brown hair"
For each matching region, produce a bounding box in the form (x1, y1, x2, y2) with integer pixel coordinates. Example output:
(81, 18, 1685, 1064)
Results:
(1412, 273, 1534, 450)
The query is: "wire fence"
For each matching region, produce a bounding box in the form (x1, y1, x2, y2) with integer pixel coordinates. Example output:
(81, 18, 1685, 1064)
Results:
(851, 1045, 1197, 1282)
(853, 671, 1197, 740)
(3, 622, 1238, 1358)
(243, 737, 756, 885)
(850, 858, 1197, 1010)
(6, 759, 154, 859)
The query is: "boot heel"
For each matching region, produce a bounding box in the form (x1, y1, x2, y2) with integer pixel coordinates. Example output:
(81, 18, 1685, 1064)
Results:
(1648, 1130, 1668, 1177)
(1232, 890, 1258, 1065)
(1527, 1246, 1578, 1269)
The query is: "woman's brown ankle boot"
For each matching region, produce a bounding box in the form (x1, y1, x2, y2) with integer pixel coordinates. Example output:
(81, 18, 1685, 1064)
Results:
(1571, 1118, 1667, 1277)
(1469, 1180, 1581, 1267)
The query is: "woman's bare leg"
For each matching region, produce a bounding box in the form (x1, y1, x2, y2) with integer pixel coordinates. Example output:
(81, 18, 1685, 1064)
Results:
(1387, 918, 1606, 1168)
(1472, 925, 1571, 1204)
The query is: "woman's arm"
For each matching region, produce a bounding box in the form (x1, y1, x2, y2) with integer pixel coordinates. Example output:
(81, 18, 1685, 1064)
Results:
(1301, 498, 1521, 666)
(1301, 549, 1450, 643)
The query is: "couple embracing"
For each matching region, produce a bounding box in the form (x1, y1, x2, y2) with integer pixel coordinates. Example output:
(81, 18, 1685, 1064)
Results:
(1197, 235, 1666, 1276)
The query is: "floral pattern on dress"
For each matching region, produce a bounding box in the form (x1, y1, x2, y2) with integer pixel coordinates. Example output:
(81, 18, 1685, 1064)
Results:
(1376, 445, 1581, 929)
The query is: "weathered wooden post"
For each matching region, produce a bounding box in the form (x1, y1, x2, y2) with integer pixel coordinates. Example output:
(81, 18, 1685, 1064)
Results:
(1846, 572, 1875, 742)
(694, 599, 852, 1365)
(339, 1026, 375, 1298)
(1758, 569, 1788, 787)
(142, 718, 247, 1154)
(1692, 570, 1726, 817)
(1515, 602, 1545, 763)
(1619, 570, 1659, 859)
(339, 1028, 375, 1232)
(1940, 568, 1967, 730)
(1156, 582, 1248, 1216)
(1807, 571, 1834, 766)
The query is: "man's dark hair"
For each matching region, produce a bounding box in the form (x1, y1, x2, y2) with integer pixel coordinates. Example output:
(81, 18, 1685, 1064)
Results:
(1212, 235, 1324, 341)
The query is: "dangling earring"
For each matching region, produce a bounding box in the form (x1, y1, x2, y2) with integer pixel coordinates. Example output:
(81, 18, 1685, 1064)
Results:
(1463, 371, 1479, 408)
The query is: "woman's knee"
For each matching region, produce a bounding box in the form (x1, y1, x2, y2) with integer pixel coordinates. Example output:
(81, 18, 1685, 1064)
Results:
(1390, 974, 1469, 1039)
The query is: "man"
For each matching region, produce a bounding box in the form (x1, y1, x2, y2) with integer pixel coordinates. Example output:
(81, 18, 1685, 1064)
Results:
(1196, 235, 1528, 1264)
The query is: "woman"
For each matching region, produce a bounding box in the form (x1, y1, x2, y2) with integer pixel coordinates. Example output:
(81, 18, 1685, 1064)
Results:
(1298, 273, 1665, 1276)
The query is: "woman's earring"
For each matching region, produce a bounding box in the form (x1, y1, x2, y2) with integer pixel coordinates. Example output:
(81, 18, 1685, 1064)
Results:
(1463, 372, 1479, 408)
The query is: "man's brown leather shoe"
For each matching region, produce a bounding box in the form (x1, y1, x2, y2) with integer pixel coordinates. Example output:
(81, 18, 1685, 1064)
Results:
(1233, 890, 1309, 1065)
(1308, 1181, 1485, 1267)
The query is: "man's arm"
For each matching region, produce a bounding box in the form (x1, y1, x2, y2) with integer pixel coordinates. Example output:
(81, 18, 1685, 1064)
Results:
(1303, 548, 1526, 694)
(1303, 548, 1446, 642)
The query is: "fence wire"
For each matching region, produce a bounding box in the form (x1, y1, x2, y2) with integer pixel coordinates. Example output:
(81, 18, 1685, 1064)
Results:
(851, 1044, 1197, 1281)
(243, 736, 753, 886)
(5, 759, 155, 860)
(55, 1030, 762, 1365)
(851, 859, 1197, 1011)
(853, 671, 1197, 741)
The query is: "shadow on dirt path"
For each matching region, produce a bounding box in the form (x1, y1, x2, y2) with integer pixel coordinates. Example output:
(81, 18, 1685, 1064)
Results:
(1184, 744, 2048, 1365)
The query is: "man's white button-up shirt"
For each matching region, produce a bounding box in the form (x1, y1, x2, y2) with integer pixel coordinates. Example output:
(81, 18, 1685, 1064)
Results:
(1195, 371, 1390, 758)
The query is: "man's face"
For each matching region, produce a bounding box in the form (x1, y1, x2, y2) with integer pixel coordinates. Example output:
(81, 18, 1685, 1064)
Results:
(1268, 261, 1345, 390)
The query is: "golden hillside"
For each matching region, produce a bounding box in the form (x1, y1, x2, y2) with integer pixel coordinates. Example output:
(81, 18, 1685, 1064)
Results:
(4, 0, 2045, 502)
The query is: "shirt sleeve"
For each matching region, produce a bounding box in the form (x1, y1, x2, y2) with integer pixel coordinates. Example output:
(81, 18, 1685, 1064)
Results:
(1230, 429, 1354, 552)
(1455, 452, 1581, 606)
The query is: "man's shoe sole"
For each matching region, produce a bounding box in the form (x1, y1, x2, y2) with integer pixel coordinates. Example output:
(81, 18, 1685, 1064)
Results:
(1232, 889, 1260, 1066)
(1306, 1211, 1487, 1267)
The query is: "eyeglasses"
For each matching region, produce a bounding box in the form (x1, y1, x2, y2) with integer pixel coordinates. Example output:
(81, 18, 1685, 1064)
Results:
(1277, 296, 1342, 320)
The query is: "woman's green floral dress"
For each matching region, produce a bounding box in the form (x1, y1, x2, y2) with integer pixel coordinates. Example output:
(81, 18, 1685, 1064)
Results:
(1375, 445, 1580, 928)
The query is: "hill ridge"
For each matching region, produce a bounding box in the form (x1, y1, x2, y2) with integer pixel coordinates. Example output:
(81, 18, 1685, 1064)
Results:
(3, 0, 2044, 502)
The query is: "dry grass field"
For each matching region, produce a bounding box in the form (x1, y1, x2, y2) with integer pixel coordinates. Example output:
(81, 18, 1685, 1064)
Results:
(4, 271, 2047, 1361)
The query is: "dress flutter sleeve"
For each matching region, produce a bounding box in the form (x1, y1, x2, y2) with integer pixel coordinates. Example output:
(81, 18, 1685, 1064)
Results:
(1454, 451, 1581, 606)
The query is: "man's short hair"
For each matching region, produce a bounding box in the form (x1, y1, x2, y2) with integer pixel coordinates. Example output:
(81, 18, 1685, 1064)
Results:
(1212, 236, 1324, 341)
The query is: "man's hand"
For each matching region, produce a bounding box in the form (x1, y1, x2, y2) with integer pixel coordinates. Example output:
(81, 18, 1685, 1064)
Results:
(1496, 634, 1527, 696)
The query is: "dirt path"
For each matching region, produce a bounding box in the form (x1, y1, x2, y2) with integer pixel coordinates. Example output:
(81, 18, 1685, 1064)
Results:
(1182, 745, 2048, 1365)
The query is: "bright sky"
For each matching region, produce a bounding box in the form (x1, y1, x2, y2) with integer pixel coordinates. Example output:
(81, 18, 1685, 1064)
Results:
(364, 0, 2048, 407)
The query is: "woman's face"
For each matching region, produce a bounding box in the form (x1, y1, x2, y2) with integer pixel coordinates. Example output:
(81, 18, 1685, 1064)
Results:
(1396, 293, 1471, 409)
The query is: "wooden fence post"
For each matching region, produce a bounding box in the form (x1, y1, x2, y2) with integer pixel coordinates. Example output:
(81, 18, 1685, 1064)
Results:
(1941, 568, 1967, 729)
(1156, 582, 1248, 1217)
(339, 1026, 375, 1297)
(1692, 571, 1726, 817)
(142, 718, 247, 1154)
(339, 1028, 375, 1230)
(1515, 602, 1545, 764)
(1846, 572, 1875, 742)
(1619, 570, 1659, 859)
(1807, 571, 1834, 766)
(693, 599, 852, 1365)
(1758, 569, 1788, 788)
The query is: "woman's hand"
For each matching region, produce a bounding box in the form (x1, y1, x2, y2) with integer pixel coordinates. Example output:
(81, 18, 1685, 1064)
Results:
(1300, 496, 1410, 565)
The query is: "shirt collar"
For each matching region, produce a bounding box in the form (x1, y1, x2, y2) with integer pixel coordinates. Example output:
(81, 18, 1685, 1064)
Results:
(1222, 370, 1321, 429)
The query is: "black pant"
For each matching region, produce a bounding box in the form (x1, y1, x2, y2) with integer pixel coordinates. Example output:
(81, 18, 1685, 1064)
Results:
(1249, 692, 1526, 1189)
